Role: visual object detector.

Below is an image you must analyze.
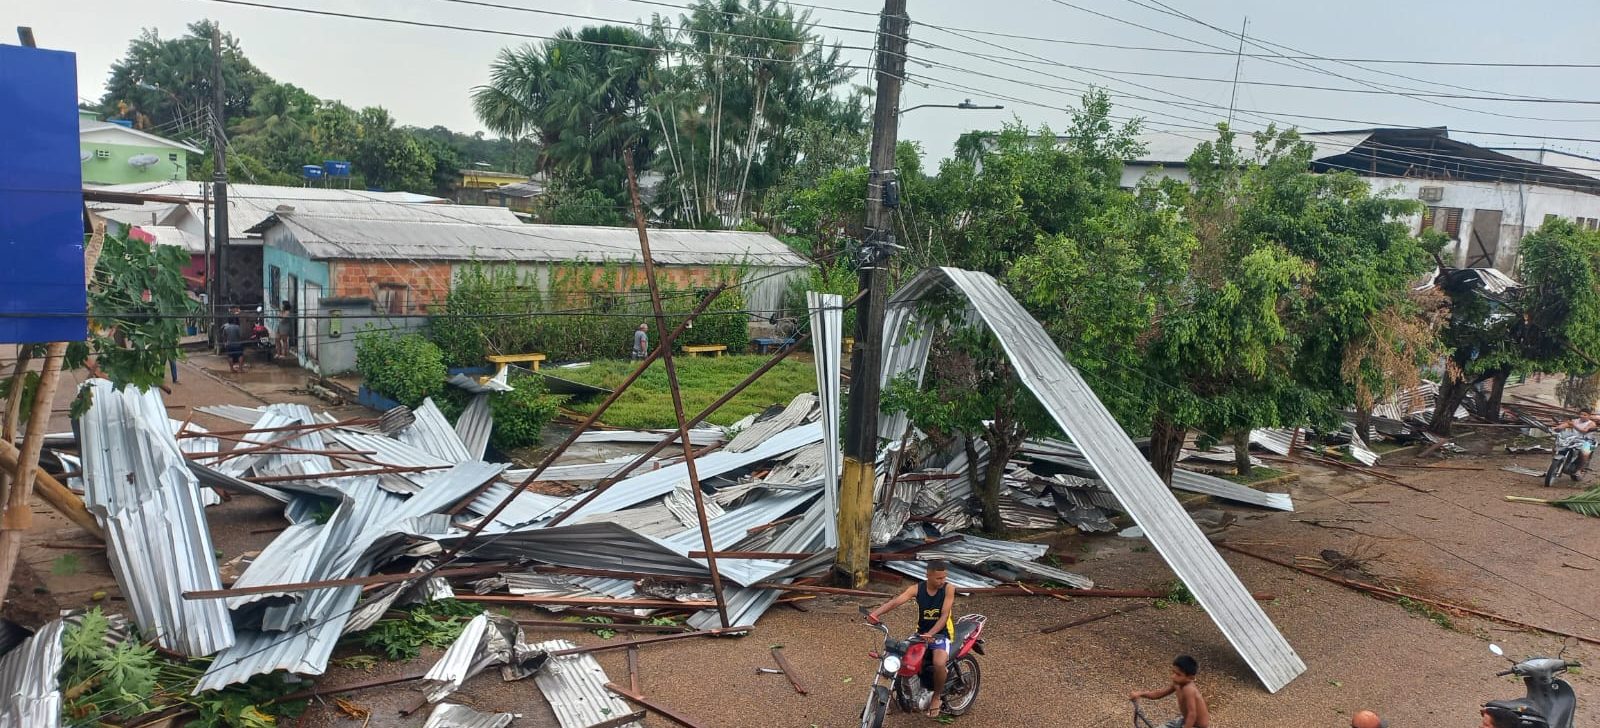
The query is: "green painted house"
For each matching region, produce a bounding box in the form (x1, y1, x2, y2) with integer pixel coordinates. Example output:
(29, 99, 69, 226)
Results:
(79, 113, 201, 186)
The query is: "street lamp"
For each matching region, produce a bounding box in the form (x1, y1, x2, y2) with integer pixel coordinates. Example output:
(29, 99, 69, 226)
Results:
(897, 98, 1004, 116)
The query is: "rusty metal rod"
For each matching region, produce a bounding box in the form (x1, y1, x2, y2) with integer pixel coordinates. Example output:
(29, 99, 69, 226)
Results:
(623, 152, 728, 627)
(604, 682, 707, 728)
(441, 284, 724, 530)
(546, 625, 752, 656)
(750, 583, 892, 598)
(545, 333, 810, 528)
(242, 465, 448, 483)
(688, 550, 816, 560)
(182, 563, 509, 600)
(1040, 603, 1151, 634)
(517, 619, 690, 634)
(585, 711, 649, 728)
(1221, 543, 1600, 647)
(179, 418, 371, 439)
(460, 595, 717, 609)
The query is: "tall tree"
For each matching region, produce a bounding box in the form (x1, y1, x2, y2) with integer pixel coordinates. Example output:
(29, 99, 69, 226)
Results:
(474, 26, 662, 206)
(100, 21, 268, 136)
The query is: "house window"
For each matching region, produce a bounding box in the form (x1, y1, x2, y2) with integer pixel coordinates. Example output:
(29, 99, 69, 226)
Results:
(375, 283, 410, 314)
(94, 149, 111, 159)
(268, 265, 282, 306)
(1420, 206, 1463, 240)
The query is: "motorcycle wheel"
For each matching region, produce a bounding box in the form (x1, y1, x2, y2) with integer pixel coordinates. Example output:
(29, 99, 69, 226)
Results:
(860, 686, 889, 728)
(1546, 455, 1564, 487)
(942, 656, 981, 716)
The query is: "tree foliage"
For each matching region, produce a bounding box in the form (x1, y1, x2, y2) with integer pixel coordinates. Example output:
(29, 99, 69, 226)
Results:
(97, 22, 532, 195)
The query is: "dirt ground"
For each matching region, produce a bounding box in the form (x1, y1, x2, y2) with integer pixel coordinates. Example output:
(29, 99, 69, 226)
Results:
(8, 356, 1599, 727)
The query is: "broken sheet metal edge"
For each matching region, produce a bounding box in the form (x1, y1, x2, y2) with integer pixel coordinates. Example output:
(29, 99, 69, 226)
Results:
(195, 404, 267, 425)
(725, 393, 818, 453)
(256, 403, 333, 475)
(448, 372, 514, 394)
(531, 639, 640, 728)
(0, 618, 65, 728)
(808, 291, 844, 548)
(503, 458, 666, 483)
(424, 613, 491, 700)
(884, 268, 1305, 693)
(213, 409, 297, 478)
(1026, 441, 1294, 512)
(660, 486, 822, 586)
(423, 704, 516, 728)
(78, 380, 236, 656)
(403, 397, 473, 463)
(1249, 428, 1296, 457)
(455, 393, 493, 462)
(689, 496, 829, 630)
(196, 461, 507, 691)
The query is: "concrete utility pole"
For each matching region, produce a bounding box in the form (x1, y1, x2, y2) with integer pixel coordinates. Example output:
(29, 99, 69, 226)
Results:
(210, 25, 229, 322)
(834, 0, 908, 588)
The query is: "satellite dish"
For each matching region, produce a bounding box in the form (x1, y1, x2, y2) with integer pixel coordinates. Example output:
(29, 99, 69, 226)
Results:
(80, 150, 92, 163)
(128, 154, 161, 169)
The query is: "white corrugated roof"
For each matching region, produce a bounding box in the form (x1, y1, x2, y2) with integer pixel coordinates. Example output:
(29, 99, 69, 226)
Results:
(136, 224, 206, 254)
(1127, 130, 1373, 165)
(91, 181, 447, 204)
(268, 209, 810, 267)
(80, 119, 203, 153)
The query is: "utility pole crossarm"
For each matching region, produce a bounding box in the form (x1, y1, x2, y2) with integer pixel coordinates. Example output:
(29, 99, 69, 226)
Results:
(834, 0, 909, 589)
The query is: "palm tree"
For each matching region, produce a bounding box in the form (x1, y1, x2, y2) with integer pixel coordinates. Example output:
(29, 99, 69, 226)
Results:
(473, 26, 661, 202)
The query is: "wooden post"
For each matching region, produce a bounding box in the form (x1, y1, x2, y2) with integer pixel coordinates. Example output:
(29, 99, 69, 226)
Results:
(836, 0, 909, 590)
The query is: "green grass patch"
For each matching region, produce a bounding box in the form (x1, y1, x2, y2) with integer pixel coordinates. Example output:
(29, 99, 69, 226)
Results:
(1397, 596, 1454, 630)
(1221, 465, 1290, 485)
(556, 356, 817, 429)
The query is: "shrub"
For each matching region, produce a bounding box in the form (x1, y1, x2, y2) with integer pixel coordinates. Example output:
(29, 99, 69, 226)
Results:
(489, 374, 567, 451)
(781, 259, 859, 339)
(355, 330, 446, 407)
(430, 263, 543, 368)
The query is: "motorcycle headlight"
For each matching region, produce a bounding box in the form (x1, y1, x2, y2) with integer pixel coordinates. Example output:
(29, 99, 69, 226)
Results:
(881, 654, 901, 674)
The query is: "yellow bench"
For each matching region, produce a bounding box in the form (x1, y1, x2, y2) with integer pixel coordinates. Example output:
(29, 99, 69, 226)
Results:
(683, 344, 727, 357)
(843, 337, 855, 356)
(484, 353, 546, 382)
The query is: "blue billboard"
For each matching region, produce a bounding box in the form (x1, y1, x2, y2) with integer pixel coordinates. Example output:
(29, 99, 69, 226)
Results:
(0, 44, 87, 343)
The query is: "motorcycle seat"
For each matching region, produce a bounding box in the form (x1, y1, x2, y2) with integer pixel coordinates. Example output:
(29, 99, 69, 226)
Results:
(952, 614, 986, 653)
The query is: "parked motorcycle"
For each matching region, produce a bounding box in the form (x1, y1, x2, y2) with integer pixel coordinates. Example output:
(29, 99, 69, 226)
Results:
(1483, 643, 1581, 728)
(857, 605, 985, 727)
(1544, 430, 1591, 487)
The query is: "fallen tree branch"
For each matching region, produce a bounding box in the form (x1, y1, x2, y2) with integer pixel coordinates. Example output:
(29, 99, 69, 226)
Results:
(1040, 603, 1151, 634)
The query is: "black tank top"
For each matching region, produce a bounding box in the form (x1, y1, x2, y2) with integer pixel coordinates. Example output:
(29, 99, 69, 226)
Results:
(915, 583, 953, 637)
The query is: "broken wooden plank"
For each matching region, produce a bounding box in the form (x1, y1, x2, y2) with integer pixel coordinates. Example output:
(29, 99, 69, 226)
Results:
(770, 647, 807, 695)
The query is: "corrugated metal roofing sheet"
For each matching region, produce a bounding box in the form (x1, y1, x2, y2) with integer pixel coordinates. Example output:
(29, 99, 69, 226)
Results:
(423, 704, 516, 728)
(455, 394, 493, 462)
(575, 429, 723, 446)
(271, 210, 808, 267)
(197, 461, 506, 691)
(883, 268, 1305, 693)
(726, 394, 818, 453)
(530, 639, 640, 728)
(402, 398, 472, 464)
(808, 292, 844, 548)
(0, 618, 64, 728)
(79, 380, 236, 656)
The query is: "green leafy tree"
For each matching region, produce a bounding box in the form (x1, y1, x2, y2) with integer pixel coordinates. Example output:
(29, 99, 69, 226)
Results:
(474, 25, 662, 206)
(99, 21, 269, 135)
(882, 311, 1057, 533)
(1431, 218, 1600, 431)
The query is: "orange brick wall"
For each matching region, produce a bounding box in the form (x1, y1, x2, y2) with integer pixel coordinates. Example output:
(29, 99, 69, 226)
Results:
(330, 259, 454, 313)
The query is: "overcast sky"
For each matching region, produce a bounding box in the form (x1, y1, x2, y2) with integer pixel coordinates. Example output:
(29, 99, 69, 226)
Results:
(18, 0, 1600, 163)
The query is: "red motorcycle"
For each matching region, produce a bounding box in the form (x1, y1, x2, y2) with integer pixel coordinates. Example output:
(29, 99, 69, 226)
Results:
(857, 606, 986, 727)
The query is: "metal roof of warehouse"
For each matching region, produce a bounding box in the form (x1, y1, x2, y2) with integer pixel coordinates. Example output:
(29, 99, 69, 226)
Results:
(252, 207, 809, 267)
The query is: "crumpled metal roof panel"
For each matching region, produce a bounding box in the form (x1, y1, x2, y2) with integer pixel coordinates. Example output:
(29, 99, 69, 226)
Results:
(0, 618, 65, 728)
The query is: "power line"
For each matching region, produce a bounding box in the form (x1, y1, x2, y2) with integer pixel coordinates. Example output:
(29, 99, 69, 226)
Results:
(1118, 0, 1600, 124)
